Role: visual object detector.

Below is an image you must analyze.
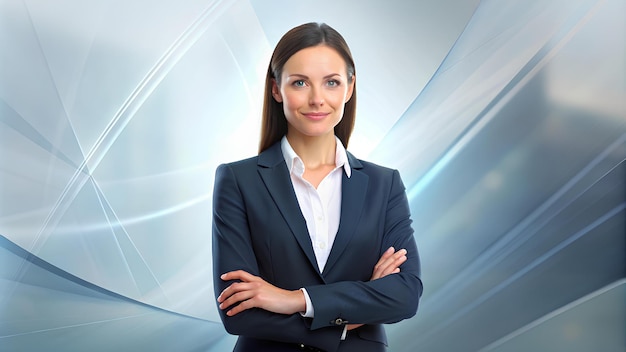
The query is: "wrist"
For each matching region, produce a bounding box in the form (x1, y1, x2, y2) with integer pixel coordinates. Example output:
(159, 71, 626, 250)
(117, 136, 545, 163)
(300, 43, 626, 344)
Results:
(347, 323, 363, 330)
(291, 289, 306, 314)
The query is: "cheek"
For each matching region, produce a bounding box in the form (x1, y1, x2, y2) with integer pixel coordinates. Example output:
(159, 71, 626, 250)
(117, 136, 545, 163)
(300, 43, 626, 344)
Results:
(282, 92, 306, 112)
(325, 89, 349, 106)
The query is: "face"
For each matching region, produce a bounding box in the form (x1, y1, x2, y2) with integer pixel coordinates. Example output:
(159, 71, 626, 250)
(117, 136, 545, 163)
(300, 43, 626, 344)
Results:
(272, 45, 354, 141)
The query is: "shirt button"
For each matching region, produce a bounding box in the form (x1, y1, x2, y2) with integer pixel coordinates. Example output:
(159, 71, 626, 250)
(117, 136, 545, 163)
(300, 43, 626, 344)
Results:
(317, 216, 323, 222)
(319, 242, 326, 250)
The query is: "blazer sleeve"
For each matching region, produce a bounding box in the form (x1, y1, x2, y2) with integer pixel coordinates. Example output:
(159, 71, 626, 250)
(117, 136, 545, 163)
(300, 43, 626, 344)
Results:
(304, 169, 423, 330)
(212, 163, 344, 351)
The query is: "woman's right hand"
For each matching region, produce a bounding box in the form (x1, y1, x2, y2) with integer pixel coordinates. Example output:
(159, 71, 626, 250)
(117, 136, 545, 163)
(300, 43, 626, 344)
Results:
(347, 247, 407, 331)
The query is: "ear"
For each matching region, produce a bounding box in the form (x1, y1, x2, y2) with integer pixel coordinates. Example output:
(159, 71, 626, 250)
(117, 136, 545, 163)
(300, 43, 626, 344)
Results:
(345, 75, 355, 103)
(271, 79, 283, 103)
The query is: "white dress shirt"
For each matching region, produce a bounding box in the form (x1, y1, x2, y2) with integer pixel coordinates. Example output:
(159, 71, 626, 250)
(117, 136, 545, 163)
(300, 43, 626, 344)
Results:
(281, 136, 351, 272)
(280, 136, 352, 339)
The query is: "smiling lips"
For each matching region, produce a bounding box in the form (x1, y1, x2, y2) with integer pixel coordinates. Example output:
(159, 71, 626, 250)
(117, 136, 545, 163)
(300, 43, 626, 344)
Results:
(302, 112, 330, 120)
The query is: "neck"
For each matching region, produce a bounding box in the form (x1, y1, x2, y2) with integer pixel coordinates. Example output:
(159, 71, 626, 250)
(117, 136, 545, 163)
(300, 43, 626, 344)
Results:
(286, 132, 336, 169)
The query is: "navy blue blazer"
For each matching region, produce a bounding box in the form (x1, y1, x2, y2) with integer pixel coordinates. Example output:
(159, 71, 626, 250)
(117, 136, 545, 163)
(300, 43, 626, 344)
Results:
(212, 141, 423, 352)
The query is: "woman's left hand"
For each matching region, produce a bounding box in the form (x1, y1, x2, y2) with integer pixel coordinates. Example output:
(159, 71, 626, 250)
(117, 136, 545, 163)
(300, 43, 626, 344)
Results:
(347, 247, 407, 331)
(218, 270, 306, 317)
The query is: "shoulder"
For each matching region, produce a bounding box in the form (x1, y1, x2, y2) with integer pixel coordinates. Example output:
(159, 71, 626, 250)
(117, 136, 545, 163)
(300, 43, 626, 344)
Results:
(217, 141, 284, 173)
(348, 153, 407, 194)
(348, 152, 397, 177)
(215, 155, 259, 177)
(213, 156, 262, 197)
(215, 142, 285, 185)
(358, 159, 396, 174)
(223, 155, 259, 169)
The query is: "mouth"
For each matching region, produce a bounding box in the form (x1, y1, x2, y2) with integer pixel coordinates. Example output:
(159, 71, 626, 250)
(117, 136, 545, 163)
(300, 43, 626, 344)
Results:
(302, 112, 330, 120)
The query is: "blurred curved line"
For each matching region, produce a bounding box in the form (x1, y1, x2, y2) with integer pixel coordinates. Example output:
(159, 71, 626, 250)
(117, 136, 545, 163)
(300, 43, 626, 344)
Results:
(415, 137, 625, 342)
(412, 0, 481, 85)
(0, 313, 153, 339)
(11, 2, 86, 170)
(0, 234, 216, 325)
(468, 137, 626, 270)
(0, 90, 78, 170)
(419, 202, 625, 342)
(369, 1, 480, 156)
(0, 190, 211, 233)
(100, 162, 214, 185)
(28, 0, 236, 254)
(406, 0, 603, 201)
(90, 178, 151, 299)
(53, 193, 211, 235)
(0, 207, 48, 224)
(414, 132, 625, 336)
(85, 180, 208, 305)
(478, 278, 626, 351)
(426, 134, 626, 306)
(219, 34, 255, 107)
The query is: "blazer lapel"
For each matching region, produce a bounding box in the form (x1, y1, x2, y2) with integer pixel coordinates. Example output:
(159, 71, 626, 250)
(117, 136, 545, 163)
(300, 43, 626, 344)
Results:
(257, 143, 321, 275)
(322, 152, 368, 276)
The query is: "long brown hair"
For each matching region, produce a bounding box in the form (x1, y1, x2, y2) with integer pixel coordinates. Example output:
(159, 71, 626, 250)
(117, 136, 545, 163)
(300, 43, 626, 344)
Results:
(258, 22, 357, 153)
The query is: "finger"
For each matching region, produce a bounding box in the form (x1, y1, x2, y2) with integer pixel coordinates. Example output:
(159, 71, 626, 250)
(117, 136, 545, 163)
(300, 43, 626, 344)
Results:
(218, 281, 257, 303)
(394, 248, 407, 258)
(381, 247, 405, 266)
(372, 259, 393, 280)
(373, 247, 395, 273)
(221, 270, 257, 282)
(220, 289, 255, 312)
(372, 249, 407, 279)
(374, 247, 395, 267)
(386, 254, 407, 274)
(387, 248, 407, 267)
(226, 297, 257, 316)
(376, 260, 401, 278)
(375, 247, 402, 268)
(383, 249, 407, 273)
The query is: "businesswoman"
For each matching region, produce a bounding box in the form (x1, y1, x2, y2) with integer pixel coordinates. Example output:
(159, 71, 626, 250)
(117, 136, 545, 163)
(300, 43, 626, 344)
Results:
(212, 22, 423, 352)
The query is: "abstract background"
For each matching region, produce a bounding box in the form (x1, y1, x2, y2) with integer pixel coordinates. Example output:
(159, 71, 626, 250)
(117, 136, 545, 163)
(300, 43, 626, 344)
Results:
(1, 0, 624, 351)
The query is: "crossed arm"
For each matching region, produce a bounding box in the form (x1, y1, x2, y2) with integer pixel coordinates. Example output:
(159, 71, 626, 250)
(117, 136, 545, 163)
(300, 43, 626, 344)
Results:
(217, 246, 408, 329)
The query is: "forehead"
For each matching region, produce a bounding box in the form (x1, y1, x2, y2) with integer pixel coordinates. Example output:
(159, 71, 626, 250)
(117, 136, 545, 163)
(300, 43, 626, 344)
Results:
(282, 45, 347, 75)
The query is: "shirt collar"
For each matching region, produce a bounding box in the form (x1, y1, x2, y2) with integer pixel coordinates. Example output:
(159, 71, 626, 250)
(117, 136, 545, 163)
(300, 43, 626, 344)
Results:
(281, 136, 352, 178)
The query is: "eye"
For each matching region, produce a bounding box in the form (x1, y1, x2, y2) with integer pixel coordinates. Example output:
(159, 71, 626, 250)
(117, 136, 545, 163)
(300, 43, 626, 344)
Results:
(292, 80, 306, 87)
(326, 79, 341, 87)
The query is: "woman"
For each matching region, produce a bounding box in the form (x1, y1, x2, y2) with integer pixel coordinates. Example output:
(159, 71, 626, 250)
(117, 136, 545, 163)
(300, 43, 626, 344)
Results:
(212, 22, 422, 352)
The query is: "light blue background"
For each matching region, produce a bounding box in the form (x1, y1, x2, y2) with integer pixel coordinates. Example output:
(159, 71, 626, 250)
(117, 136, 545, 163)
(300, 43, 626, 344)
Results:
(1, 0, 624, 351)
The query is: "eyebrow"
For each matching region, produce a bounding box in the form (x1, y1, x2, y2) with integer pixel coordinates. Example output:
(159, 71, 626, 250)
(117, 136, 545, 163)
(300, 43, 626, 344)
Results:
(288, 73, 342, 79)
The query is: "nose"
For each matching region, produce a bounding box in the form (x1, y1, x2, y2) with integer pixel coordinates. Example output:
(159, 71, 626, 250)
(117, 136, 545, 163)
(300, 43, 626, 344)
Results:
(309, 87, 324, 106)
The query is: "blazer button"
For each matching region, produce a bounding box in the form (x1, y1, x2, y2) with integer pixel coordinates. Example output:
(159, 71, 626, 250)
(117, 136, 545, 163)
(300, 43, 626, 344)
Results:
(332, 318, 347, 325)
